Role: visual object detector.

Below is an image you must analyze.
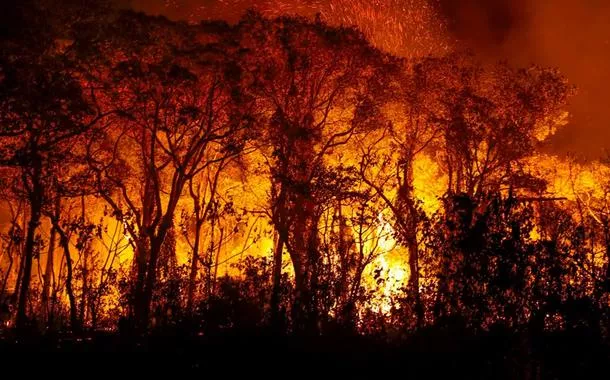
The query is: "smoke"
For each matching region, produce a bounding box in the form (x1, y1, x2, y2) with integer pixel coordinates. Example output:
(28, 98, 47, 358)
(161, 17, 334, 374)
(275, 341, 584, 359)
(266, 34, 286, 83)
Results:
(130, 0, 610, 157)
(435, 0, 610, 158)
(436, 0, 527, 48)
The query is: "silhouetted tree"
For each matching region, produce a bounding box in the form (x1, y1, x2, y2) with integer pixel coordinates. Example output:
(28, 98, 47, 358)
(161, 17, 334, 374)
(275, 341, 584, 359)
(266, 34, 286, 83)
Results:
(86, 15, 254, 330)
(238, 12, 387, 332)
(0, 2, 108, 327)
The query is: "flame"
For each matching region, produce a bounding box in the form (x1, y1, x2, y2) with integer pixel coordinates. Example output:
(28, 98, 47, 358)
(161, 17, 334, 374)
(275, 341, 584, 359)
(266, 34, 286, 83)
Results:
(2, 2, 605, 333)
(362, 212, 409, 315)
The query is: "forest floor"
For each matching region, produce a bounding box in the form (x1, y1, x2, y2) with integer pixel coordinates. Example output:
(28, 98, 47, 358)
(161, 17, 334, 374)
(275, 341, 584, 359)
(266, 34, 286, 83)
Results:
(1, 327, 609, 378)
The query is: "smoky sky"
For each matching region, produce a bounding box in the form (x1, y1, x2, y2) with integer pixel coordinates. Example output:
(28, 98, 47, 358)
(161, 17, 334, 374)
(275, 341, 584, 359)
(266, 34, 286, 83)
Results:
(436, 0, 528, 46)
(436, 0, 610, 158)
(130, 0, 610, 158)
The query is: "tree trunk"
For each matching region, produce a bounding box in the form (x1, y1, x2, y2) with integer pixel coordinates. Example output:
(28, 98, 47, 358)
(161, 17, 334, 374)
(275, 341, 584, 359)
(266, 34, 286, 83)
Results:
(292, 261, 319, 334)
(602, 218, 610, 291)
(16, 180, 43, 330)
(407, 233, 423, 327)
(41, 213, 57, 325)
(212, 227, 224, 293)
(0, 246, 14, 305)
(134, 240, 156, 332)
(80, 249, 88, 328)
(270, 233, 284, 329)
(404, 199, 423, 327)
(289, 208, 321, 335)
(291, 257, 312, 333)
(53, 219, 79, 332)
(399, 159, 424, 328)
(12, 248, 25, 305)
(1, 216, 20, 305)
(137, 229, 167, 331)
(132, 237, 148, 323)
(186, 220, 203, 313)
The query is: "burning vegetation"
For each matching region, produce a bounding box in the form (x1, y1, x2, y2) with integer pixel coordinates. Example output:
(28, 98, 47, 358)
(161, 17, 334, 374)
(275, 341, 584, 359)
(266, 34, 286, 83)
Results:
(1, 1, 610, 371)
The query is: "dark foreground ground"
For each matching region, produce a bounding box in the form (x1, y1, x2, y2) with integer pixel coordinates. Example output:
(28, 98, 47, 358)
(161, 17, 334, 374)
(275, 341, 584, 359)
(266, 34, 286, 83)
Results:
(1, 327, 609, 378)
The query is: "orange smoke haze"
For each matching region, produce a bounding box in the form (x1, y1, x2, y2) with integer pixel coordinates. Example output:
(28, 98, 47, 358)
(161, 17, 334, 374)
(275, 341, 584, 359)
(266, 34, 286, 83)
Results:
(129, 0, 610, 158)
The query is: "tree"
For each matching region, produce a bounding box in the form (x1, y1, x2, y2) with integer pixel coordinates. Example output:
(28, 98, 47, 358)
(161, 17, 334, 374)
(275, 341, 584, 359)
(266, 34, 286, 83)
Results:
(0, 192, 25, 310)
(356, 58, 441, 328)
(86, 15, 254, 330)
(182, 156, 245, 312)
(0, 27, 106, 329)
(419, 54, 573, 198)
(238, 13, 387, 332)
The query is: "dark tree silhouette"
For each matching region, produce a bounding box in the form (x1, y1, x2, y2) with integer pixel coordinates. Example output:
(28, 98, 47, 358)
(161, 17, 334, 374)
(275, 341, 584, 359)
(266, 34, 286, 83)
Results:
(237, 12, 388, 332)
(0, 1, 108, 327)
(85, 14, 254, 330)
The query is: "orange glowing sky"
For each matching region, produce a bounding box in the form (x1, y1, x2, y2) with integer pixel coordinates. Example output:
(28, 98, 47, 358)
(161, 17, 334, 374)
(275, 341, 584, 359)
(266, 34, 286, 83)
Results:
(128, 0, 610, 159)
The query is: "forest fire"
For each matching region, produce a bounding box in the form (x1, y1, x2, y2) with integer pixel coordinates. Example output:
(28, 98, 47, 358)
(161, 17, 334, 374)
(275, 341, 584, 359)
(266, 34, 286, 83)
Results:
(1, 0, 610, 374)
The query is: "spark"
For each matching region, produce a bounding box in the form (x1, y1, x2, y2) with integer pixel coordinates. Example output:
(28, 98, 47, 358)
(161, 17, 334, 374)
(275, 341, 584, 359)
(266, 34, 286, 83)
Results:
(169, 0, 451, 57)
